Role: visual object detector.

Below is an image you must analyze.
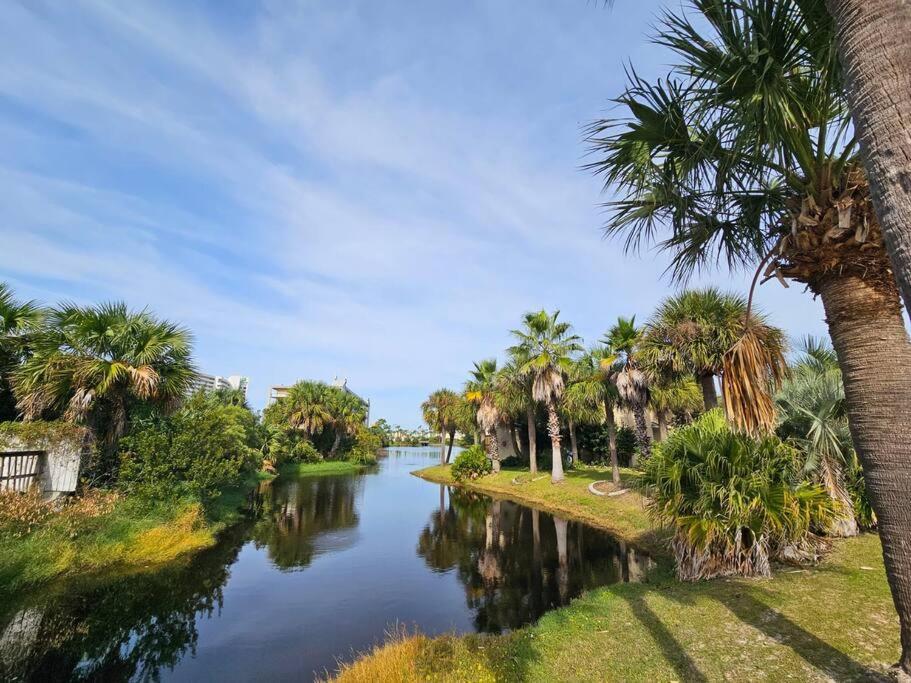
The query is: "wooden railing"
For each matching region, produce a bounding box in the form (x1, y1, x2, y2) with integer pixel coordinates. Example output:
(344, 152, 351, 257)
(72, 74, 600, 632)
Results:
(0, 451, 44, 493)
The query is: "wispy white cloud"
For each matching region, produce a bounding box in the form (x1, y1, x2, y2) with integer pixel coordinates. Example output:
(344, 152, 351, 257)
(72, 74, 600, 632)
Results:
(0, 0, 828, 424)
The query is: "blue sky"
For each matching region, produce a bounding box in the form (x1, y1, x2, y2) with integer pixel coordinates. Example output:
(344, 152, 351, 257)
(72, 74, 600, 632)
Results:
(0, 0, 829, 427)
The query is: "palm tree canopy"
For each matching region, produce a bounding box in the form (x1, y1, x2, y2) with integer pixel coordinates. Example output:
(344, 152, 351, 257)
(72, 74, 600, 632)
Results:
(14, 301, 195, 422)
(465, 358, 500, 432)
(586, 0, 855, 283)
(422, 388, 460, 433)
(509, 310, 582, 405)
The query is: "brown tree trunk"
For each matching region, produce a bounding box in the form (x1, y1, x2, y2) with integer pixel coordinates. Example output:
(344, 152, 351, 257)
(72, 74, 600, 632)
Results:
(699, 372, 718, 410)
(446, 430, 455, 463)
(440, 428, 446, 464)
(604, 399, 620, 486)
(527, 404, 538, 474)
(485, 431, 500, 473)
(817, 272, 911, 672)
(632, 404, 652, 461)
(657, 411, 668, 442)
(547, 401, 564, 483)
(827, 0, 911, 325)
(568, 419, 579, 466)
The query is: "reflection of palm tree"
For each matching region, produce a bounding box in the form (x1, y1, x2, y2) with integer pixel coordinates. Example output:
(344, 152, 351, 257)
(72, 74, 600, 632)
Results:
(553, 516, 569, 603)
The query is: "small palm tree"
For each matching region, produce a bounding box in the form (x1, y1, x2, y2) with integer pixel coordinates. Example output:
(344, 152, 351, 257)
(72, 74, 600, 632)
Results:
(563, 352, 609, 469)
(268, 381, 333, 439)
(647, 374, 703, 441)
(509, 310, 583, 484)
(603, 317, 651, 460)
(495, 357, 538, 473)
(422, 388, 460, 464)
(0, 282, 44, 421)
(328, 389, 368, 458)
(14, 302, 195, 478)
(465, 359, 502, 471)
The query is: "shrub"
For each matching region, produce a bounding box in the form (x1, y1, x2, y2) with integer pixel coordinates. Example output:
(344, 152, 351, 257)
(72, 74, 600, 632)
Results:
(0, 488, 52, 537)
(641, 410, 835, 580)
(451, 445, 492, 481)
(291, 439, 322, 463)
(576, 424, 639, 467)
(348, 424, 380, 465)
(118, 393, 258, 500)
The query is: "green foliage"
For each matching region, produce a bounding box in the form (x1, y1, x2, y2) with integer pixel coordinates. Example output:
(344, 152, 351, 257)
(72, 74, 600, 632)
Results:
(290, 439, 322, 463)
(118, 393, 258, 500)
(349, 424, 381, 465)
(576, 424, 638, 466)
(0, 282, 44, 421)
(642, 410, 835, 580)
(0, 420, 88, 449)
(451, 445, 492, 481)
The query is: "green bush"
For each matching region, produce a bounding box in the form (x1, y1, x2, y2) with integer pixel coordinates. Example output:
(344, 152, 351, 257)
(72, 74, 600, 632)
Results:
(451, 445, 492, 481)
(118, 393, 258, 500)
(642, 410, 835, 581)
(291, 439, 322, 463)
(349, 424, 380, 465)
(576, 424, 639, 467)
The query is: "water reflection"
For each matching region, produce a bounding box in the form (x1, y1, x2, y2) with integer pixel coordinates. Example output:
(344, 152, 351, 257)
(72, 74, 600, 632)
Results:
(0, 524, 248, 682)
(251, 475, 361, 570)
(417, 486, 654, 633)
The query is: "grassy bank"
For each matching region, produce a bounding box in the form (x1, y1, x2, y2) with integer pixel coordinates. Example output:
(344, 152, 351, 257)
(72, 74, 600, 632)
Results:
(415, 464, 667, 556)
(332, 464, 900, 682)
(278, 460, 368, 477)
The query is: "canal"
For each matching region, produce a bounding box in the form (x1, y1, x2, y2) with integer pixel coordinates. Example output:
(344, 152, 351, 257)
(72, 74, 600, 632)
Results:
(0, 447, 652, 682)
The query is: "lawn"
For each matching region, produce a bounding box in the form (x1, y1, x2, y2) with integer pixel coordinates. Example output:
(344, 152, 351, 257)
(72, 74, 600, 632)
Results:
(330, 464, 900, 682)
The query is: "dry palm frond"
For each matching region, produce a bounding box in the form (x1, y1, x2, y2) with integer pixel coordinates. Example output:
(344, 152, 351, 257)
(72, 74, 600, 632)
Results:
(722, 318, 788, 437)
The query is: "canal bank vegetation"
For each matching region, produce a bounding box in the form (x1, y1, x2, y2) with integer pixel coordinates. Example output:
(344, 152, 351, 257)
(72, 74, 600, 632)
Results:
(0, 286, 382, 594)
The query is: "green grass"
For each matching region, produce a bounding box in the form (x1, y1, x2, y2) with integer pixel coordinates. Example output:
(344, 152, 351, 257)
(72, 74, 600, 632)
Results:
(279, 460, 368, 477)
(333, 464, 901, 681)
(415, 463, 667, 556)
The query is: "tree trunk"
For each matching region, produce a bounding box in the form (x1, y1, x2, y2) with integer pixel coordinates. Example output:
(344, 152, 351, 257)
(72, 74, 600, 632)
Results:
(440, 428, 446, 464)
(604, 399, 620, 486)
(817, 272, 911, 673)
(329, 430, 342, 458)
(527, 404, 538, 475)
(510, 428, 522, 462)
(699, 372, 718, 410)
(657, 411, 669, 442)
(446, 430, 455, 463)
(827, 0, 911, 326)
(632, 404, 652, 461)
(485, 431, 500, 473)
(568, 419, 579, 466)
(554, 516, 569, 602)
(547, 401, 564, 483)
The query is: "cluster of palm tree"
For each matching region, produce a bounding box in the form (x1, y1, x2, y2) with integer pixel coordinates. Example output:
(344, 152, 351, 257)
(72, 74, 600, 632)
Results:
(426, 290, 785, 486)
(262, 380, 369, 460)
(590, 0, 911, 667)
(0, 282, 197, 478)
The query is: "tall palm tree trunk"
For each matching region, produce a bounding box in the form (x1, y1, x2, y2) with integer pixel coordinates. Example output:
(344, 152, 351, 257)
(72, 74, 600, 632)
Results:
(632, 405, 652, 461)
(546, 402, 565, 483)
(826, 0, 911, 325)
(329, 429, 342, 458)
(440, 428, 446, 464)
(446, 430, 455, 463)
(817, 272, 911, 672)
(526, 404, 538, 474)
(485, 431, 500, 473)
(604, 399, 620, 486)
(657, 411, 669, 442)
(699, 372, 718, 410)
(568, 419, 579, 466)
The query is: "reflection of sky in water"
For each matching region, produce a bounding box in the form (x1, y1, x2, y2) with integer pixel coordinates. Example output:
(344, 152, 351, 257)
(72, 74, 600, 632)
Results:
(0, 448, 653, 683)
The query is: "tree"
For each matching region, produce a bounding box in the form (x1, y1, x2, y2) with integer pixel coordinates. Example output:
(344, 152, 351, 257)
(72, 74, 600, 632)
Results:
(776, 337, 860, 537)
(509, 310, 583, 484)
(266, 381, 332, 440)
(465, 359, 502, 471)
(0, 282, 44, 421)
(495, 357, 539, 474)
(603, 317, 651, 461)
(327, 389, 368, 458)
(825, 0, 911, 328)
(422, 389, 460, 464)
(640, 289, 760, 408)
(647, 374, 702, 441)
(14, 302, 195, 479)
(563, 351, 611, 469)
(586, 0, 911, 664)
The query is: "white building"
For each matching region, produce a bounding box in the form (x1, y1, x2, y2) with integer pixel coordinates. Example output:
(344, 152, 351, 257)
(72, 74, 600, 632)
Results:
(189, 373, 249, 397)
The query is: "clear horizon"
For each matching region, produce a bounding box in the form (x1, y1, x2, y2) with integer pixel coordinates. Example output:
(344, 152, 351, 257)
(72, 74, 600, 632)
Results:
(0, 0, 830, 426)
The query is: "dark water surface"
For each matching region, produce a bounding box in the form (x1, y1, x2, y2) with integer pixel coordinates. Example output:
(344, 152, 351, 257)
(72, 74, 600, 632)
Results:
(0, 448, 653, 682)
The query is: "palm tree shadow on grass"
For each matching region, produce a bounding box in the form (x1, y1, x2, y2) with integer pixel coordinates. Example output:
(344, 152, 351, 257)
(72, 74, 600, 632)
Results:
(708, 587, 889, 682)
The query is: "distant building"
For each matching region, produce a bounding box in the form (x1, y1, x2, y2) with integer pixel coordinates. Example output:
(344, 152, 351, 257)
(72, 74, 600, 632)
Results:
(268, 376, 369, 424)
(189, 373, 249, 397)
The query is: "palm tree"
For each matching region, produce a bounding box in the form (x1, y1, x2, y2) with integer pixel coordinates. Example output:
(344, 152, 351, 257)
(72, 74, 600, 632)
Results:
(640, 289, 767, 409)
(328, 389, 367, 458)
(587, 0, 911, 656)
(825, 0, 911, 336)
(422, 389, 460, 464)
(648, 375, 703, 441)
(563, 352, 608, 467)
(14, 301, 195, 477)
(0, 283, 44, 421)
(267, 381, 333, 440)
(509, 310, 582, 484)
(495, 357, 538, 473)
(603, 317, 651, 461)
(465, 359, 502, 471)
(777, 337, 859, 537)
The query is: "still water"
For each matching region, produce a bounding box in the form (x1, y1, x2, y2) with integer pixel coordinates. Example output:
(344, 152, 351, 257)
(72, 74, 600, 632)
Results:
(0, 448, 653, 682)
